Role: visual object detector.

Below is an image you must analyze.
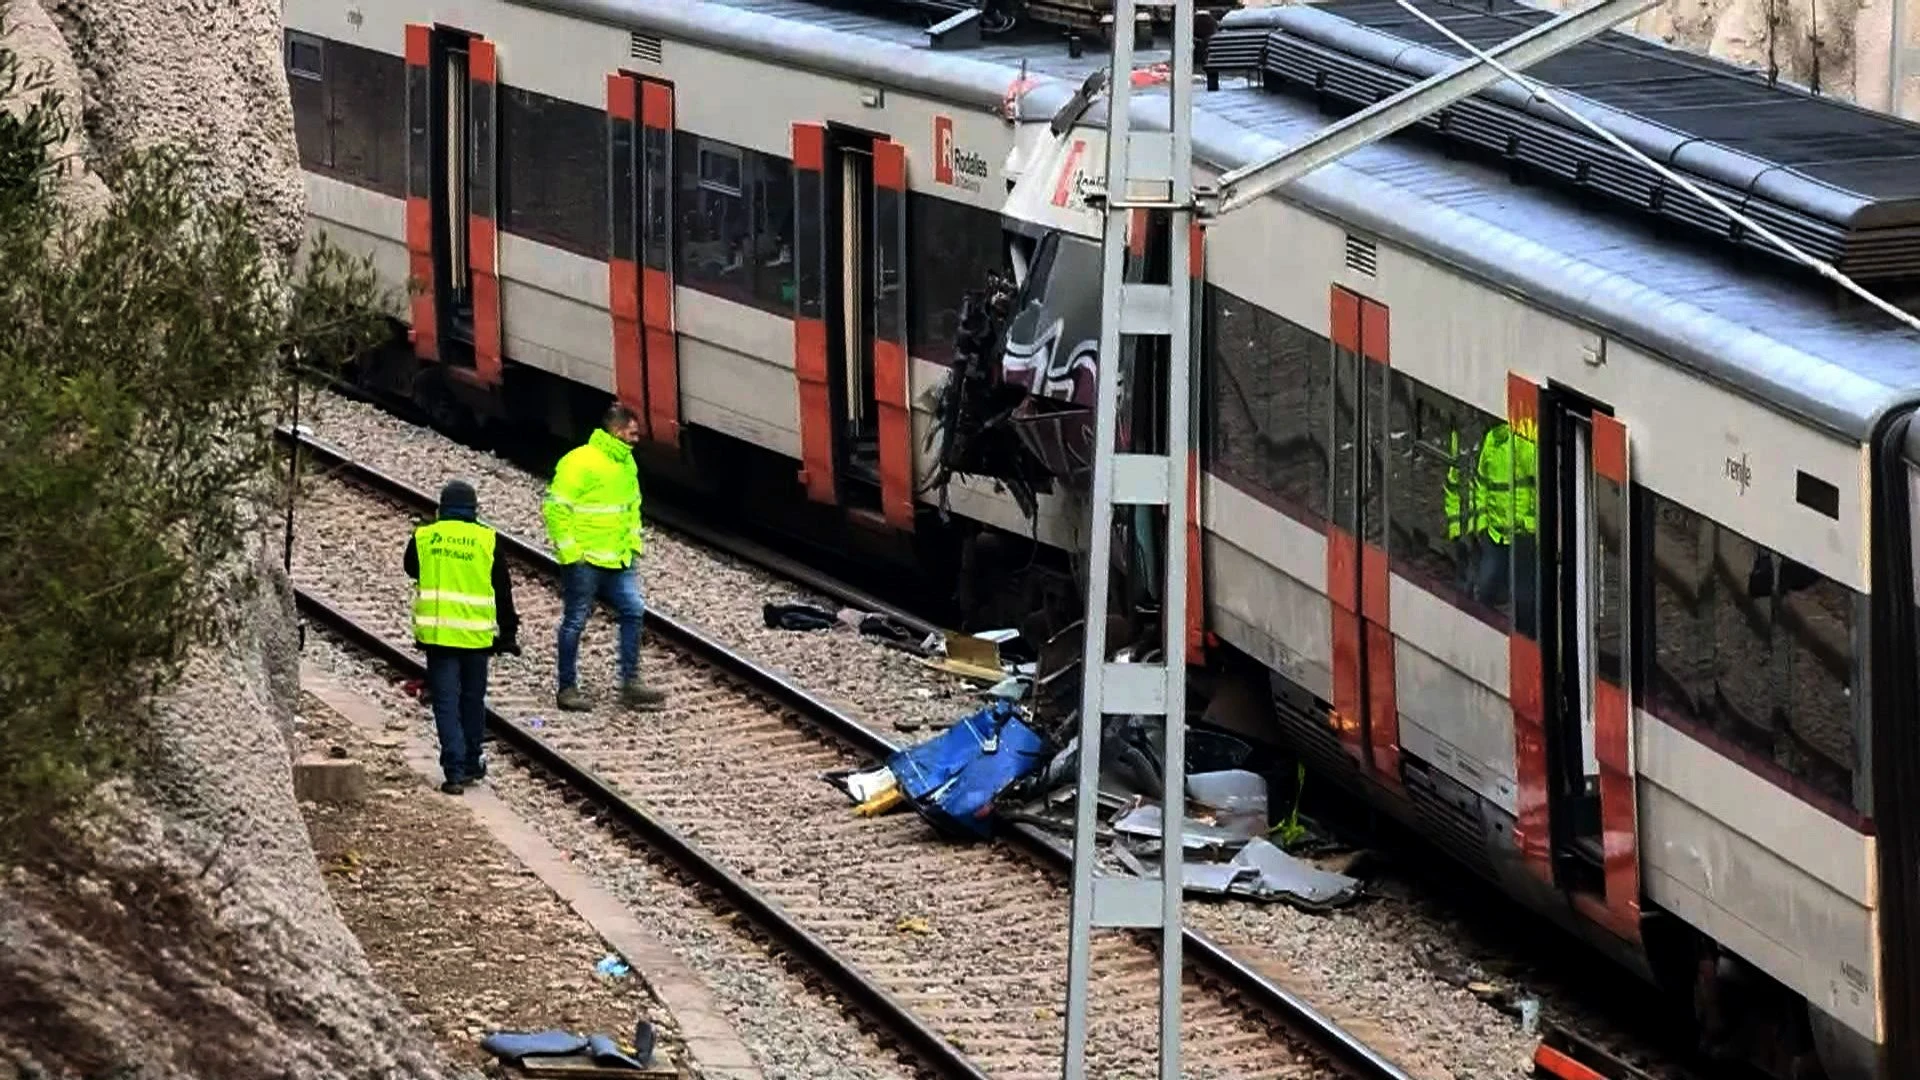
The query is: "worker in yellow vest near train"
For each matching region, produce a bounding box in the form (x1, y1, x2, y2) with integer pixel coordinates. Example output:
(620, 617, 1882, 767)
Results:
(1469, 422, 1538, 620)
(405, 480, 520, 794)
(544, 402, 668, 713)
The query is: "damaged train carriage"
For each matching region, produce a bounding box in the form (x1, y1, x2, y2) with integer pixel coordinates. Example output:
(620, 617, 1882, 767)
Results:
(927, 16, 1920, 1077)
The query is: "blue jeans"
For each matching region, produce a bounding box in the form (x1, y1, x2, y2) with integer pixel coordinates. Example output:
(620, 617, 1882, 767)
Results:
(424, 645, 489, 782)
(557, 561, 645, 691)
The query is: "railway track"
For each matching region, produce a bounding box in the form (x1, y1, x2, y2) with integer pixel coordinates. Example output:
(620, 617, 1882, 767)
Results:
(281, 428, 1414, 1080)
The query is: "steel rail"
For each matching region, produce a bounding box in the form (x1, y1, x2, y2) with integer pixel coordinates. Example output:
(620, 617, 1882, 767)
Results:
(280, 427, 1413, 1080)
(292, 585, 987, 1080)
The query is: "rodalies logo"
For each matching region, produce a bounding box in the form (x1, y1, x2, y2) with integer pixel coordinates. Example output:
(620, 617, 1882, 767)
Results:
(934, 116, 988, 192)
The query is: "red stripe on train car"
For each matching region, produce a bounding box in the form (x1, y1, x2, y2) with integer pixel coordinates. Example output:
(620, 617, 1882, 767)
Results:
(1533, 1045, 1607, 1080)
(606, 73, 636, 121)
(609, 259, 645, 418)
(1330, 287, 1361, 353)
(1593, 412, 1627, 485)
(794, 317, 836, 504)
(875, 339, 914, 528)
(793, 123, 825, 171)
(1331, 607, 1366, 764)
(1360, 296, 1390, 364)
(1365, 622, 1401, 782)
(469, 36, 496, 83)
(872, 139, 913, 529)
(470, 217, 501, 384)
(640, 79, 671, 129)
(1509, 626, 1551, 880)
(1328, 527, 1365, 764)
(1185, 222, 1209, 665)
(1506, 372, 1550, 880)
(405, 195, 437, 361)
(405, 23, 429, 65)
(1595, 678, 1642, 941)
(791, 123, 834, 504)
(641, 266, 678, 444)
(1361, 541, 1400, 785)
(638, 81, 679, 446)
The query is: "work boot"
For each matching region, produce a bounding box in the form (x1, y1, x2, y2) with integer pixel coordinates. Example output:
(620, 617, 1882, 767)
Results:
(556, 687, 591, 712)
(620, 679, 667, 711)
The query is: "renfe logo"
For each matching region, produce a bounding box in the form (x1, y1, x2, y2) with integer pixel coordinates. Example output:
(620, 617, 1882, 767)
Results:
(1051, 139, 1089, 208)
(934, 115, 987, 192)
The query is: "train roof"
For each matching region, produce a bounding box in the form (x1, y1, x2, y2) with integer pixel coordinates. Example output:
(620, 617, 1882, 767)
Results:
(517, 0, 1920, 440)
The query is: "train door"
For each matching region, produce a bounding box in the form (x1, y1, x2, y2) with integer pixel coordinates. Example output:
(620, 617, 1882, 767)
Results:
(403, 23, 499, 385)
(1328, 287, 1401, 789)
(607, 74, 679, 445)
(791, 123, 913, 528)
(1519, 375, 1640, 941)
(837, 134, 880, 506)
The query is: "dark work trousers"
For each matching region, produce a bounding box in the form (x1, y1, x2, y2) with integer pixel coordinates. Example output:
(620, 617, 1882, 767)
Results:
(1472, 534, 1540, 634)
(424, 644, 489, 783)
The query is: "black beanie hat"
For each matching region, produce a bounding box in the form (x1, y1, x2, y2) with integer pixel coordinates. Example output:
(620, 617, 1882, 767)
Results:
(439, 479, 478, 514)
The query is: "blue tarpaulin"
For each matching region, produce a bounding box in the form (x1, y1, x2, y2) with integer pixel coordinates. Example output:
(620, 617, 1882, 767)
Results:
(884, 699, 1047, 840)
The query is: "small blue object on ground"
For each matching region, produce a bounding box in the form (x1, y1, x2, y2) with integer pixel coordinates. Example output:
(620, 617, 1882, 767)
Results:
(595, 953, 631, 978)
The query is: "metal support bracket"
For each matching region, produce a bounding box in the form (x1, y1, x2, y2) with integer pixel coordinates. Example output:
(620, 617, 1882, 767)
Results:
(1060, 0, 1195, 1073)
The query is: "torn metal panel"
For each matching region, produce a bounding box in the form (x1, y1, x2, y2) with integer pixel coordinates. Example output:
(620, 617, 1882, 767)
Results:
(1226, 837, 1362, 908)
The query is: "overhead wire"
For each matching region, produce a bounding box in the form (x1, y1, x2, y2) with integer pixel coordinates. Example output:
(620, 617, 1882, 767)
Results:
(1390, 0, 1920, 335)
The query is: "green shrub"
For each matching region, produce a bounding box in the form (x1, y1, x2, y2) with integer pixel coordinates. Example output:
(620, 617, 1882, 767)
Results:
(0, 33, 388, 853)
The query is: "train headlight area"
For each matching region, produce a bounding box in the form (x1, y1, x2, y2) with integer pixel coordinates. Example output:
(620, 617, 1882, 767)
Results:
(285, 0, 1920, 1074)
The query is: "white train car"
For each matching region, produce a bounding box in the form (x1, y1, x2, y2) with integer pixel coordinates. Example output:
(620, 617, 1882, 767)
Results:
(278, 0, 1920, 1075)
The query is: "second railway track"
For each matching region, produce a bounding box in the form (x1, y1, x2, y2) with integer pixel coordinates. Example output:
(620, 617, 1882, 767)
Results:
(284, 430, 1411, 1080)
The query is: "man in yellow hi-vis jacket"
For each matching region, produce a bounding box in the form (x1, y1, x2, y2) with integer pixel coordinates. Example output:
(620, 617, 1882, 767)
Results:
(405, 480, 520, 793)
(544, 403, 667, 712)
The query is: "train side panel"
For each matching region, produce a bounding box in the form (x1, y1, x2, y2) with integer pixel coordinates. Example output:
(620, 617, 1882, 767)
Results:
(283, 0, 1053, 536)
(1192, 155, 1879, 1047)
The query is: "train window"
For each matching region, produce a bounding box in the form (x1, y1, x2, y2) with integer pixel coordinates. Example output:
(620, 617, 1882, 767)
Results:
(287, 33, 324, 80)
(674, 132, 752, 306)
(697, 142, 743, 195)
(750, 154, 795, 312)
(909, 194, 1004, 365)
(642, 121, 671, 273)
(325, 40, 407, 199)
(1642, 490, 1857, 808)
(1203, 286, 1330, 525)
(1384, 372, 1506, 625)
(497, 85, 608, 260)
(285, 31, 329, 170)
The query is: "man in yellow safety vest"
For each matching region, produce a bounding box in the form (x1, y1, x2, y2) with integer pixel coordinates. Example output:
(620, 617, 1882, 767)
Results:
(544, 402, 668, 712)
(404, 479, 520, 793)
(1468, 422, 1538, 615)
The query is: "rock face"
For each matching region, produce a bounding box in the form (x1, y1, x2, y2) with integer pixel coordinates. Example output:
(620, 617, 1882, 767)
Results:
(0, 2, 457, 1077)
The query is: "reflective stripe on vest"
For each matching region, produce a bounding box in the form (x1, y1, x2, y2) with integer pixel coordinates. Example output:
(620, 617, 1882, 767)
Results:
(413, 520, 499, 649)
(543, 428, 643, 569)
